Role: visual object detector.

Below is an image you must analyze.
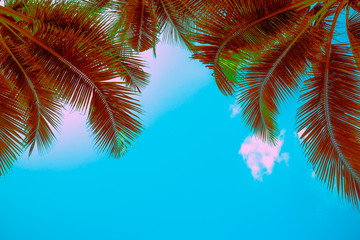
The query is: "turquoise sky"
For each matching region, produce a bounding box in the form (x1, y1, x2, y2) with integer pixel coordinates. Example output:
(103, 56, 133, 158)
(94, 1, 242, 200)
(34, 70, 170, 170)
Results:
(0, 42, 360, 239)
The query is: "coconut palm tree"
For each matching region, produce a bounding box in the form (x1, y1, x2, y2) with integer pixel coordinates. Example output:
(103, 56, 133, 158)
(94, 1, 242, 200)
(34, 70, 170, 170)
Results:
(191, 0, 360, 207)
(1, 0, 360, 208)
(0, 0, 149, 175)
(69, 0, 360, 207)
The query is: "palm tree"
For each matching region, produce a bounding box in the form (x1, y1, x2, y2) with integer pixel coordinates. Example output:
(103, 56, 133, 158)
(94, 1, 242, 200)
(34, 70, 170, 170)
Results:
(191, 0, 360, 207)
(0, 0, 148, 175)
(1, 0, 360, 208)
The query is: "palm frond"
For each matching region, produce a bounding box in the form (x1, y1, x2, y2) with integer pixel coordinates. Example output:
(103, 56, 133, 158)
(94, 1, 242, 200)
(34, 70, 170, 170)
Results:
(82, 0, 112, 10)
(238, 15, 326, 143)
(191, 0, 310, 96)
(0, 79, 26, 175)
(153, 0, 196, 50)
(347, 9, 360, 71)
(297, 44, 360, 207)
(111, 0, 198, 53)
(1, 0, 145, 158)
(123, 0, 159, 52)
(0, 25, 62, 156)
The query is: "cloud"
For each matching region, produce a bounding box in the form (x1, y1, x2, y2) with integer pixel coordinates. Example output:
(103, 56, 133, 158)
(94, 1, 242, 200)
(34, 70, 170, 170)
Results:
(239, 130, 289, 181)
(294, 128, 307, 142)
(229, 104, 241, 118)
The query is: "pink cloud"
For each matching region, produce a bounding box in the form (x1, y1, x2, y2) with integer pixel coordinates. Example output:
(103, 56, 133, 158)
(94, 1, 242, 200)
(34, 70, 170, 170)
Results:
(229, 104, 241, 118)
(239, 130, 289, 181)
(294, 128, 307, 143)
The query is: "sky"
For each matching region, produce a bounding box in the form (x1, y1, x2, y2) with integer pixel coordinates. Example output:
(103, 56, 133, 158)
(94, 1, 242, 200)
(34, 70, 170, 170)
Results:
(1, 42, 360, 239)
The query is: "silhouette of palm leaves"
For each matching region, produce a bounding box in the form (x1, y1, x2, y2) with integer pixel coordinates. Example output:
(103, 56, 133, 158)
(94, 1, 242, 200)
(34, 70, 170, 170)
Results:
(192, 0, 360, 207)
(1, 0, 360, 208)
(0, 0, 148, 175)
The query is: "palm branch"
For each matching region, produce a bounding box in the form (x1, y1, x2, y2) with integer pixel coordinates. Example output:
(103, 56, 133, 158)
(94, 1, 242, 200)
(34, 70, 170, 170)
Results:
(1, 0, 360, 209)
(0, 0, 149, 174)
(102, 0, 200, 54)
(192, 0, 360, 207)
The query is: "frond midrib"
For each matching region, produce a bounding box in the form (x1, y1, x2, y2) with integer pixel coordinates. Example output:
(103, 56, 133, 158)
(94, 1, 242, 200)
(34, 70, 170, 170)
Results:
(0, 14, 124, 152)
(323, 1, 360, 184)
(213, 0, 317, 77)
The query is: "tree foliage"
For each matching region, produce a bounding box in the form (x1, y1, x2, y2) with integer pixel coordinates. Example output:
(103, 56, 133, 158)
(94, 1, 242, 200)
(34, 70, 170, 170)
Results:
(1, 0, 360, 208)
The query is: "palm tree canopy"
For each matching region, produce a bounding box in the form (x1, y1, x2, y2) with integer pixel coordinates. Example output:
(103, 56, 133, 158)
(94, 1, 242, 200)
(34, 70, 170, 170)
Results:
(0, 0, 149, 175)
(1, 0, 360, 208)
(191, 0, 360, 207)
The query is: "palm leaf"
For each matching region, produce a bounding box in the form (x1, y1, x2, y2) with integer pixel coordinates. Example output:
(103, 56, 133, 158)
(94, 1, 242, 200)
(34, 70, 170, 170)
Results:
(111, 0, 198, 53)
(238, 13, 325, 143)
(297, 44, 360, 207)
(191, 0, 312, 96)
(122, 0, 159, 52)
(0, 79, 26, 175)
(1, 0, 146, 160)
(0, 24, 62, 156)
(347, 9, 360, 71)
(153, 0, 196, 50)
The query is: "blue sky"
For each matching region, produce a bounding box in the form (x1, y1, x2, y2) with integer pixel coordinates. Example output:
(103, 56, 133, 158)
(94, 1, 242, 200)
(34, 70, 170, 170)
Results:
(0, 42, 360, 239)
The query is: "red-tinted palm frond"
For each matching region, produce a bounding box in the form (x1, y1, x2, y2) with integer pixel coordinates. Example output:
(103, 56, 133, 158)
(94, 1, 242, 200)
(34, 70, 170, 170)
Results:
(21, 0, 144, 157)
(350, 0, 360, 13)
(238, 17, 326, 143)
(297, 44, 360, 207)
(153, 0, 196, 50)
(112, 0, 198, 53)
(0, 25, 62, 156)
(82, 0, 112, 10)
(191, 0, 311, 96)
(116, 47, 150, 92)
(0, 0, 146, 160)
(0, 79, 26, 175)
(347, 10, 360, 71)
(40, 0, 149, 92)
(123, 0, 159, 52)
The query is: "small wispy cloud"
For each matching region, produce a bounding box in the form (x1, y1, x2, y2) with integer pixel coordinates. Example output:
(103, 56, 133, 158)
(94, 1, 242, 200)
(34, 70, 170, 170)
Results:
(229, 104, 241, 118)
(239, 130, 289, 181)
(294, 128, 307, 142)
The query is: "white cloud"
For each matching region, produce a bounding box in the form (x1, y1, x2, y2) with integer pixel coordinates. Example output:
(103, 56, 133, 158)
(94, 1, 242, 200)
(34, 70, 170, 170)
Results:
(239, 130, 289, 181)
(229, 104, 241, 118)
